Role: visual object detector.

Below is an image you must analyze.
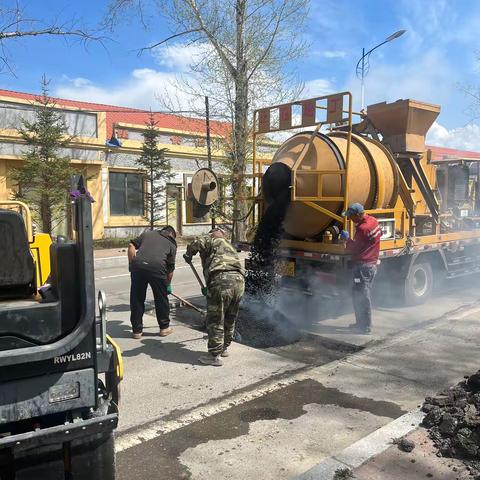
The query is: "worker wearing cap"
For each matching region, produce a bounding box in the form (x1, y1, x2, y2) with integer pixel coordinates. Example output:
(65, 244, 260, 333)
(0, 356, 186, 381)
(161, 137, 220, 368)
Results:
(184, 227, 244, 366)
(128, 225, 177, 339)
(340, 203, 381, 334)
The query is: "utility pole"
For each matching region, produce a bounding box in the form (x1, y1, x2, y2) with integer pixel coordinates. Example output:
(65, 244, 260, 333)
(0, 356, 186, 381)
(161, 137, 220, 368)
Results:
(360, 47, 365, 111)
(356, 30, 406, 111)
(205, 96, 215, 228)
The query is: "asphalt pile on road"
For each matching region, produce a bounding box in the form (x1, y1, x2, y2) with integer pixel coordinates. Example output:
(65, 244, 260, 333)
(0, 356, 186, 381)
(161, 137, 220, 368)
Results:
(237, 162, 301, 348)
(422, 371, 480, 478)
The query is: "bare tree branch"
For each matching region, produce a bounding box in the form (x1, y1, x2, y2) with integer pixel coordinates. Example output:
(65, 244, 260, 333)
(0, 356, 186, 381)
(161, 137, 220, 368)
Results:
(137, 28, 202, 55)
(0, 3, 107, 73)
(0, 27, 101, 40)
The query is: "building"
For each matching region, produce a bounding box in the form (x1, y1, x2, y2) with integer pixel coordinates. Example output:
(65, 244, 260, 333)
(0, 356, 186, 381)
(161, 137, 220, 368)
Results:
(2, 88, 480, 240)
(0, 88, 240, 239)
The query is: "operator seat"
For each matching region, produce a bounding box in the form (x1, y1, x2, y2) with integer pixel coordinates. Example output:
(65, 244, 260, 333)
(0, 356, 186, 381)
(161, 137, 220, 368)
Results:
(0, 209, 35, 299)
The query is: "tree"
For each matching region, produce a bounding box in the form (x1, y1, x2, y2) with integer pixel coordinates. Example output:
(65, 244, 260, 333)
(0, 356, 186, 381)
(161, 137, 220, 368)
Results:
(137, 113, 172, 229)
(106, 0, 309, 240)
(0, 2, 102, 74)
(11, 78, 75, 235)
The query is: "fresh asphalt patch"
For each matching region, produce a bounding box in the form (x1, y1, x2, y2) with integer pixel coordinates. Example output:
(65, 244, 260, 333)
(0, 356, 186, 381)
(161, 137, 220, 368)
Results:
(116, 378, 405, 480)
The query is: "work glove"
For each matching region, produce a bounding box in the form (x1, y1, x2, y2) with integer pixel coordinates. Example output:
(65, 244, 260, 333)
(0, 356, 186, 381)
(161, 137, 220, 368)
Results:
(183, 253, 193, 264)
(201, 286, 208, 297)
(167, 284, 173, 295)
(340, 230, 350, 241)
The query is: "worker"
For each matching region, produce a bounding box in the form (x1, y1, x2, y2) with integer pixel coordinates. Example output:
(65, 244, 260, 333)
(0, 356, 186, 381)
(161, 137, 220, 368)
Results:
(340, 203, 381, 334)
(128, 225, 177, 339)
(184, 227, 244, 366)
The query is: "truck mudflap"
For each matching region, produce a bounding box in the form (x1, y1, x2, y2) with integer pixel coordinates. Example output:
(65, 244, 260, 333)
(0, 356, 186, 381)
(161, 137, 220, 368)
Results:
(0, 413, 118, 452)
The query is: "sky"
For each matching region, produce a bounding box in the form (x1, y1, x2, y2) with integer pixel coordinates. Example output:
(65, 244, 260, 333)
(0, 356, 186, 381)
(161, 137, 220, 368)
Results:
(2, 0, 480, 150)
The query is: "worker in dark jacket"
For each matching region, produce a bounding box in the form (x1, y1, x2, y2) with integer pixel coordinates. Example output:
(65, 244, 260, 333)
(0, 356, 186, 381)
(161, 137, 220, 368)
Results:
(184, 227, 244, 366)
(340, 203, 381, 334)
(128, 226, 177, 339)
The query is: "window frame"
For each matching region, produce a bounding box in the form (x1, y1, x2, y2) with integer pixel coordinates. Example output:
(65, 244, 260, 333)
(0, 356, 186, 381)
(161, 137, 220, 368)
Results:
(109, 171, 145, 217)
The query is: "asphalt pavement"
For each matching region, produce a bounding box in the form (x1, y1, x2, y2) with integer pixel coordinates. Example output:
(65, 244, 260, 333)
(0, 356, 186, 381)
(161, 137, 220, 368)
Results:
(94, 251, 480, 480)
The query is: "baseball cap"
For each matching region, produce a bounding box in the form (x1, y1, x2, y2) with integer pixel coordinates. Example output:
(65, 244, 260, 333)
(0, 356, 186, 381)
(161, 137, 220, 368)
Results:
(342, 203, 365, 217)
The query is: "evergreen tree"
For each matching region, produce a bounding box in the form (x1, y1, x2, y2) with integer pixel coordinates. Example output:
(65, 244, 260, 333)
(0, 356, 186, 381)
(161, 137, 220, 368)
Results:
(11, 78, 75, 235)
(138, 113, 172, 229)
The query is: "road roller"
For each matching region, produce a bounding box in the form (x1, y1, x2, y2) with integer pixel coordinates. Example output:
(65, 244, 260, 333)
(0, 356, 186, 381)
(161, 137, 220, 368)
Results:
(0, 178, 122, 479)
(192, 92, 480, 307)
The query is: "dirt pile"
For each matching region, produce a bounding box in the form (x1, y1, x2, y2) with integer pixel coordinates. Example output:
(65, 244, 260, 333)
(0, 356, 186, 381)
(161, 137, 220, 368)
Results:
(422, 371, 480, 478)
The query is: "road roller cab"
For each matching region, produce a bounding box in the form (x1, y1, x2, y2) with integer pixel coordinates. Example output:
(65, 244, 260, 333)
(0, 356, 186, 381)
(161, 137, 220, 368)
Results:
(0, 181, 122, 479)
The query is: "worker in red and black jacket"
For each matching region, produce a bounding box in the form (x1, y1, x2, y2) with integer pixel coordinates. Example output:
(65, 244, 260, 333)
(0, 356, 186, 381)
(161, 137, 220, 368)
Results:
(340, 203, 381, 334)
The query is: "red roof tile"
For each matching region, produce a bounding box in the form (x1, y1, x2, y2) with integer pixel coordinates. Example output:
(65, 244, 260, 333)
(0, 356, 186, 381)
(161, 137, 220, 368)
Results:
(427, 145, 480, 161)
(0, 88, 230, 139)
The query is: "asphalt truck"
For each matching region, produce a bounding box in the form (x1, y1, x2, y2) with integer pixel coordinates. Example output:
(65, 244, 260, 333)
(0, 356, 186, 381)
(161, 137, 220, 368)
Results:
(0, 179, 122, 479)
(191, 92, 480, 309)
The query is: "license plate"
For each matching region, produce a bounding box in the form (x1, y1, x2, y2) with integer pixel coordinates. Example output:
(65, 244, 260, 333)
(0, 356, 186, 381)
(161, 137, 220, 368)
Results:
(276, 260, 295, 277)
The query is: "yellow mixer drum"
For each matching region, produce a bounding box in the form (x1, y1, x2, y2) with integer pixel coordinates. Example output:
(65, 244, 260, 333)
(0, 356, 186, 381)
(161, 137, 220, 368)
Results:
(264, 131, 399, 239)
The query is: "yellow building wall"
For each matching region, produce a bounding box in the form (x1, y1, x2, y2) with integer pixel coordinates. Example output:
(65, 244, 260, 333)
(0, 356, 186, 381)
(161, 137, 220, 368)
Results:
(0, 160, 6, 200)
(85, 165, 104, 239)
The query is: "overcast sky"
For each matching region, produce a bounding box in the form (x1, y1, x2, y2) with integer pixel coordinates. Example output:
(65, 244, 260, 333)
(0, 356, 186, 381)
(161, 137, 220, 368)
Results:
(2, 0, 480, 150)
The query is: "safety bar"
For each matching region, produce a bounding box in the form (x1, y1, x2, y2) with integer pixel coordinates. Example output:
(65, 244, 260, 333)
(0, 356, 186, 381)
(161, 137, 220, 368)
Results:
(0, 200, 33, 242)
(292, 169, 346, 202)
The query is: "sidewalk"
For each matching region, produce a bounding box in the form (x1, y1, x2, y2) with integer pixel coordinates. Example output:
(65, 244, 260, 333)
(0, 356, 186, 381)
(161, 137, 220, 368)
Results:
(351, 427, 470, 479)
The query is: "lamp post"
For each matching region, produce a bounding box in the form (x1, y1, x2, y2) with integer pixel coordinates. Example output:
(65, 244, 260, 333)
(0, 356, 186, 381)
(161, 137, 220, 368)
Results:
(356, 29, 406, 110)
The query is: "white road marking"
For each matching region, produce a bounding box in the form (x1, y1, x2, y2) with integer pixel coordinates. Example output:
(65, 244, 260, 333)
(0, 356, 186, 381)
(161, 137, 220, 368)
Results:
(296, 410, 425, 480)
(96, 263, 202, 280)
(97, 273, 130, 280)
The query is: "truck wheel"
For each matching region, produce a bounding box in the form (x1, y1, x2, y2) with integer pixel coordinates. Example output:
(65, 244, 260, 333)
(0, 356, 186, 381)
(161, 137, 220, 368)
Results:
(404, 261, 433, 305)
(70, 432, 115, 480)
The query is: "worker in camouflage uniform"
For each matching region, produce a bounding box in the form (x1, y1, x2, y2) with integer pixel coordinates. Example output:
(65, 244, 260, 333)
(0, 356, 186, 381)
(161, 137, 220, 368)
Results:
(184, 227, 244, 366)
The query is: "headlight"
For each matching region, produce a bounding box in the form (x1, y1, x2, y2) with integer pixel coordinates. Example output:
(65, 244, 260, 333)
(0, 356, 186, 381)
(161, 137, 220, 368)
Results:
(48, 382, 80, 403)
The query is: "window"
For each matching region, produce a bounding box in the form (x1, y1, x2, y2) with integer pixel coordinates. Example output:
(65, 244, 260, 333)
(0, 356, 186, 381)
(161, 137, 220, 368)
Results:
(109, 172, 144, 216)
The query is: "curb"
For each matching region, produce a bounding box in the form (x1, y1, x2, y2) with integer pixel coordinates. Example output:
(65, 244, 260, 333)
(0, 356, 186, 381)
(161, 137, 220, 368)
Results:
(295, 409, 425, 479)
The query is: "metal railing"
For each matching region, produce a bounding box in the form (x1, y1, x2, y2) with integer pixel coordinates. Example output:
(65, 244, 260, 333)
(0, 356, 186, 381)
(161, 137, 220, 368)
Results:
(252, 92, 361, 229)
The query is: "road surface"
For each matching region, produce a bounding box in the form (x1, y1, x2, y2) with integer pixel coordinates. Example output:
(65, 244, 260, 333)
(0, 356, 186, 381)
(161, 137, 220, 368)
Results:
(94, 253, 480, 479)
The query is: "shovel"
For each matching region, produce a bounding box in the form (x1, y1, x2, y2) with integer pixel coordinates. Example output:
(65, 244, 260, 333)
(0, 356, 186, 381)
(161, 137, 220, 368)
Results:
(184, 256, 206, 291)
(171, 292, 206, 316)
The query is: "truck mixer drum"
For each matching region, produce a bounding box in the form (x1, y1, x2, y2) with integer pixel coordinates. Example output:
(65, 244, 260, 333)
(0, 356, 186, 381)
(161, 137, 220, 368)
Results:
(262, 131, 399, 239)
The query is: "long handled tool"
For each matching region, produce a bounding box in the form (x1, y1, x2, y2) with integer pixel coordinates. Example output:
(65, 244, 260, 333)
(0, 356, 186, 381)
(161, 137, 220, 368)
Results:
(171, 292, 206, 316)
(184, 256, 206, 290)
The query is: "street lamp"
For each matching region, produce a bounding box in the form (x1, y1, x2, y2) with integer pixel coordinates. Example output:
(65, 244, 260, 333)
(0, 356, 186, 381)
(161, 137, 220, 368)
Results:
(356, 29, 406, 110)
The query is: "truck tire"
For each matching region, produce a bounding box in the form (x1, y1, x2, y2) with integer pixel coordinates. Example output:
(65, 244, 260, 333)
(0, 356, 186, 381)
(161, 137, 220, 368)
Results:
(70, 432, 115, 480)
(404, 261, 433, 306)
